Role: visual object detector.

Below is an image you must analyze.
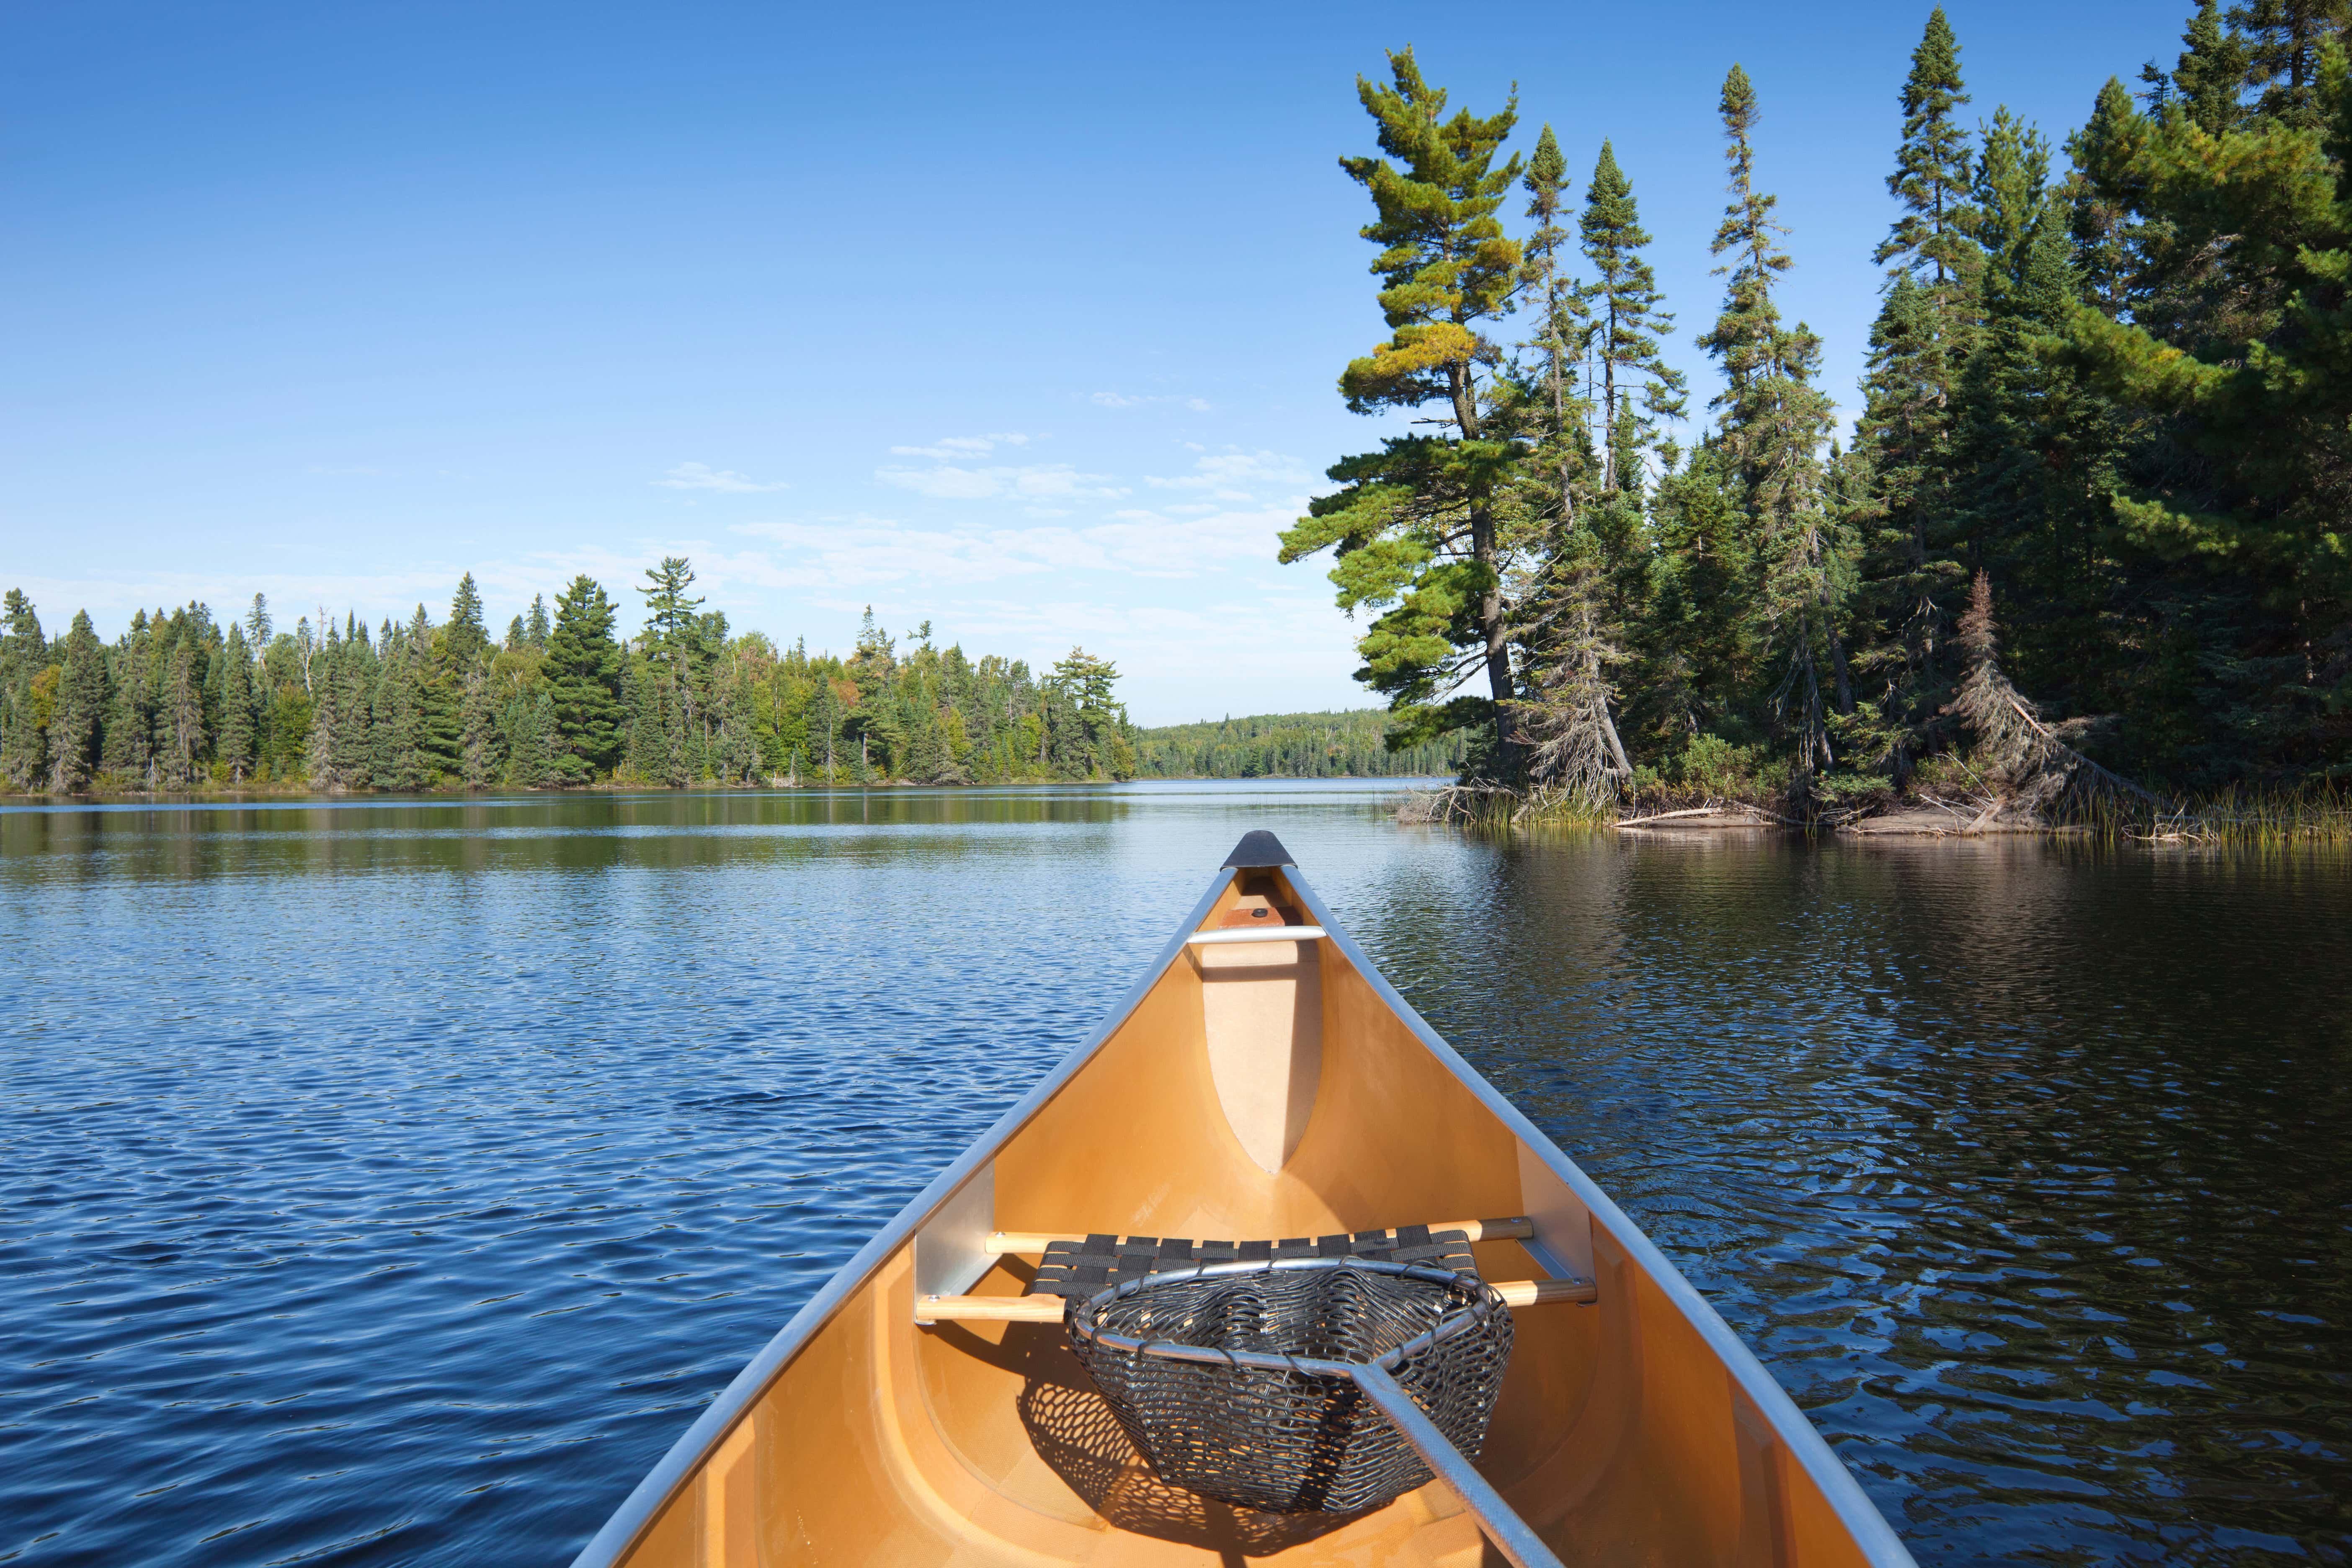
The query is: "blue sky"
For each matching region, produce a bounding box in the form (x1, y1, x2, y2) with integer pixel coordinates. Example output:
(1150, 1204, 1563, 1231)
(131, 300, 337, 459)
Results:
(4, 2, 2180, 724)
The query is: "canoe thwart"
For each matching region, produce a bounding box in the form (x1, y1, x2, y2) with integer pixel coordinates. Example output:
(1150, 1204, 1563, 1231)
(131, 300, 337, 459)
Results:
(915, 1294, 1064, 1325)
(1491, 1277, 1599, 1307)
(916, 1276, 1594, 1324)
(1184, 925, 1329, 946)
(986, 1215, 1535, 1254)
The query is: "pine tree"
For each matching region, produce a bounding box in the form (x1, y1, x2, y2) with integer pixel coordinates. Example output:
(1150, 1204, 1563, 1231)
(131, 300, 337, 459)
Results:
(1580, 139, 1685, 490)
(2061, 45, 2352, 779)
(1699, 64, 1848, 788)
(542, 575, 624, 781)
(526, 593, 550, 649)
(505, 614, 527, 652)
(245, 593, 272, 650)
(49, 612, 107, 793)
(1279, 49, 1529, 769)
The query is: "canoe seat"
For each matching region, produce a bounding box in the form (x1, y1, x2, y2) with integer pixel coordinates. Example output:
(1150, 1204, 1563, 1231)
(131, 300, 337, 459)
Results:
(1025, 1226, 1478, 1300)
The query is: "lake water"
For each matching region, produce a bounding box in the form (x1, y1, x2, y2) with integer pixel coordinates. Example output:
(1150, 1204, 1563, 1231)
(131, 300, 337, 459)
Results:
(0, 782, 2345, 1565)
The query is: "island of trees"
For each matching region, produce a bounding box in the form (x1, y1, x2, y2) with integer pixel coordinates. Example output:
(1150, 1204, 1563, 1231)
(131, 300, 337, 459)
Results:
(0, 562, 1144, 792)
(1287, 5, 2352, 825)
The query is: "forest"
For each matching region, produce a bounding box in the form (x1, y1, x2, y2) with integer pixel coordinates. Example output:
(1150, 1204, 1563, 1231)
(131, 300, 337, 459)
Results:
(1132, 709, 1470, 779)
(0, 562, 1140, 793)
(1286, 3, 2352, 822)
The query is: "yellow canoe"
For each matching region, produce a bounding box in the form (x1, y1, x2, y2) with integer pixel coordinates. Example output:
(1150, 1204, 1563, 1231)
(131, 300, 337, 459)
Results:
(572, 832, 1914, 1567)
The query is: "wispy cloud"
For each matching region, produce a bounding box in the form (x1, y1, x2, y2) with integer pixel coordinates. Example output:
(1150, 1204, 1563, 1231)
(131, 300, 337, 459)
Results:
(887, 432, 1032, 459)
(875, 462, 1126, 505)
(1092, 392, 1213, 412)
(1145, 449, 1313, 500)
(658, 461, 789, 493)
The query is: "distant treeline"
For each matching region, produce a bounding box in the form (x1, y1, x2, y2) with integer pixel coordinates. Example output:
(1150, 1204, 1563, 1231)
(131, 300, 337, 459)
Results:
(1132, 710, 1467, 779)
(0, 560, 1139, 794)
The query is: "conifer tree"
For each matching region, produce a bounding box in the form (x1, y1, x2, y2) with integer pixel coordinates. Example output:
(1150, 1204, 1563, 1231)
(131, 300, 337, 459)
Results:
(542, 575, 624, 781)
(218, 624, 255, 783)
(2169, 0, 2252, 132)
(1279, 49, 1529, 769)
(159, 640, 204, 787)
(245, 593, 272, 650)
(1877, 9, 1979, 291)
(2227, 0, 2348, 125)
(1699, 64, 1849, 787)
(1517, 124, 1594, 520)
(458, 667, 500, 788)
(1848, 12, 1986, 780)
(447, 573, 488, 664)
(2061, 43, 2352, 776)
(0, 592, 44, 790)
(1580, 139, 1685, 491)
(49, 612, 107, 793)
(525, 594, 550, 649)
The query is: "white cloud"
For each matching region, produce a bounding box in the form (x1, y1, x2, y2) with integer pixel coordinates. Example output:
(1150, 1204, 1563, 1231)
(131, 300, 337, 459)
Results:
(659, 462, 789, 493)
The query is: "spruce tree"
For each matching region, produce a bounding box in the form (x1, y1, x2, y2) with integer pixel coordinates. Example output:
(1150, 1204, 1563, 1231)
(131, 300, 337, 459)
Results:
(159, 640, 204, 788)
(2169, 0, 2252, 132)
(1580, 139, 1685, 491)
(1877, 9, 1979, 290)
(460, 668, 501, 788)
(218, 624, 256, 783)
(1848, 12, 1985, 781)
(1698, 64, 1848, 787)
(1517, 125, 1594, 516)
(49, 612, 107, 793)
(2226, 0, 2348, 125)
(447, 573, 488, 664)
(542, 575, 624, 781)
(0, 592, 45, 790)
(526, 593, 550, 649)
(245, 593, 272, 649)
(1279, 49, 1529, 769)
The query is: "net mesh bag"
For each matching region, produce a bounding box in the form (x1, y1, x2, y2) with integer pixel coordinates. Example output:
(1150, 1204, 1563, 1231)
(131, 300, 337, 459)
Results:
(1067, 1257, 1513, 1515)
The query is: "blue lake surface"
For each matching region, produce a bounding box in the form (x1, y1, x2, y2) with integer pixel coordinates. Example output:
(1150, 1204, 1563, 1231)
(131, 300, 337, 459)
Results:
(0, 781, 2345, 1565)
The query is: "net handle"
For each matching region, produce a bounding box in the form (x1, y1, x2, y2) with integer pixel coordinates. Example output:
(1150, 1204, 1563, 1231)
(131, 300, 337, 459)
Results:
(1339, 1360, 1565, 1568)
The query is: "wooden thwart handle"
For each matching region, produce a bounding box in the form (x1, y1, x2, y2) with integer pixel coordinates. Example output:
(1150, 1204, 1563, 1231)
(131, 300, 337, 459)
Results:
(916, 1274, 1596, 1325)
(985, 1216, 1536, 1255)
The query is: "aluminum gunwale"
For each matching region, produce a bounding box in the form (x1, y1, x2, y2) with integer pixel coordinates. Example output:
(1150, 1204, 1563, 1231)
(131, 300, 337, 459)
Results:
(1278, 867, 1919, 1568)
(566, 870, 1242, 1568)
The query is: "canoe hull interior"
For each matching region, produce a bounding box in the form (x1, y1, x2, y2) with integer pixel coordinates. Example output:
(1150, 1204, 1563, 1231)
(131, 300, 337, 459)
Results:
(582, 864, 1912, 1567)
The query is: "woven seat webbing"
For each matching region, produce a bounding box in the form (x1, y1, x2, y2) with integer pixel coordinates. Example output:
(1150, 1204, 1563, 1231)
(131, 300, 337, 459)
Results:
(1026, 1225, 1477, 1300)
